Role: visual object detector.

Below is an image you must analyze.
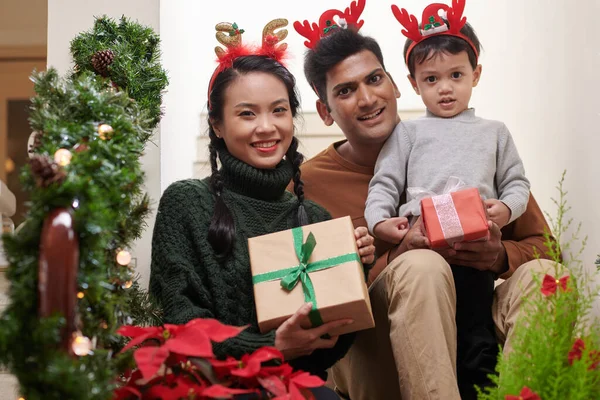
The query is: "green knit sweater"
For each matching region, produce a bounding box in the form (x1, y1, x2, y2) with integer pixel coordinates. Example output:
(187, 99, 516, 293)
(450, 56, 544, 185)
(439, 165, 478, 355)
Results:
(149, 147, 355, 377)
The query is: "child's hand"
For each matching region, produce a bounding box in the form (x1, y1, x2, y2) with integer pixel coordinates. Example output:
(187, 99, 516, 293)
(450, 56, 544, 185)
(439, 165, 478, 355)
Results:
(354, 227, 376, 265)
(484, 199, 511, 228)
(372, 217, 410, 244)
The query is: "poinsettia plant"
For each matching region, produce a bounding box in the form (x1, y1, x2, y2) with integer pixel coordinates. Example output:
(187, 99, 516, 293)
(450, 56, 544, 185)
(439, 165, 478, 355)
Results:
(114, 318, 325, 399)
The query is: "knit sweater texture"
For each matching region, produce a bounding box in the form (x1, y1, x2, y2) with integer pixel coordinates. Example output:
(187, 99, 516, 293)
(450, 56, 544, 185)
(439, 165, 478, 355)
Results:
(149, 146, 354, 377)
(365, 108, 530, 233)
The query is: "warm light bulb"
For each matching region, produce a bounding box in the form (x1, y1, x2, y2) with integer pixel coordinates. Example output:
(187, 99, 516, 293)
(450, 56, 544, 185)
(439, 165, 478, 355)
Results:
(116, 250, 132, 266)
(54, 149, 72, 167)
(122, 280, 133, 289)
(77, 292, 84, 299)
(71, 333, 91, 356)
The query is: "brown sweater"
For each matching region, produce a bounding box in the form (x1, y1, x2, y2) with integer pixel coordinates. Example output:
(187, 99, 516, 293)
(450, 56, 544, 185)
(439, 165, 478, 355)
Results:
(296, 141, 553, 283)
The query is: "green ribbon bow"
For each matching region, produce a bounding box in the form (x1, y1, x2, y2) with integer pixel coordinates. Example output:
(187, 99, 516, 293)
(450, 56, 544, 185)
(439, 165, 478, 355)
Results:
(252, 226, 360, 327)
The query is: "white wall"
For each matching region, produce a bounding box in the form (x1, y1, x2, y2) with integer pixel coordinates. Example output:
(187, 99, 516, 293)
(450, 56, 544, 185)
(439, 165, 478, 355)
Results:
(47, 0, 161, 288)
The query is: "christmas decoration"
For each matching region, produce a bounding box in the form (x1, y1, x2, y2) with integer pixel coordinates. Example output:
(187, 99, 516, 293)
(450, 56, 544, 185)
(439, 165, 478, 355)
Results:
(28, 131, 42, 158)
(391, 0, 479, 64)
(116, 250, 132, 266)
(208, 18, 289, 109)
(71, 332, 92, 357)
(70, 16, 168, 128)
(115, 318, 325, 399)
(478, 172, 600, 400)
(90, 49, 115, 77)
(29, 154, 66, 188)
(97, 123, 114, 140)
(0, 15, 167, 400)
(38, 207, 79, 351)
(54, 148, 72, 166)
(293, 0, 365, 49)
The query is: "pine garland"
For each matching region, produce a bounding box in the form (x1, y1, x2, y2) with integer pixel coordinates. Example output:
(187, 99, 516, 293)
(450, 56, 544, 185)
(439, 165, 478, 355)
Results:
(478, 172, 600, 399)
(0, 16, 167, 399)
(70, 16, 168, 130)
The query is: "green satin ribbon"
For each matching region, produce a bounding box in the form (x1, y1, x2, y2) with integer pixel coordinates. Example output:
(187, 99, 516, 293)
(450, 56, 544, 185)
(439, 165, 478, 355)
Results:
(252, 226, 360, 327)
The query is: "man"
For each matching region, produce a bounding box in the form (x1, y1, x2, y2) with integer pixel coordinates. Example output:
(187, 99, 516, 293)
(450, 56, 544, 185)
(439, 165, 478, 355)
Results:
(296, 26, 556, 400)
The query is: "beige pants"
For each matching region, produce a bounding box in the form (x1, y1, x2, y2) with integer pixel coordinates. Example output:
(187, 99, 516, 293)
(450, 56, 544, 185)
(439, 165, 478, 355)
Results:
(331, 250, 558, 400)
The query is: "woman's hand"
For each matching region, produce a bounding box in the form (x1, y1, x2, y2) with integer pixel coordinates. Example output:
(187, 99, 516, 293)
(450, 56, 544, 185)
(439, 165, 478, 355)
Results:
(275, 303, 353, 360)
(355, 226, 376, 265)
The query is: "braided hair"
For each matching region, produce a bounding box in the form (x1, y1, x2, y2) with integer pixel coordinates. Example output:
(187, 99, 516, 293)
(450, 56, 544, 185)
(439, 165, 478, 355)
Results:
(207, 55, 307, 257)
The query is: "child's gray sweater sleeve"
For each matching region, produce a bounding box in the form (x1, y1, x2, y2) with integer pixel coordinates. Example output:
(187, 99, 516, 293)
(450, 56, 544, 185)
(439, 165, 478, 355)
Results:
(496, 123, 530, 223)
(365, 124, 411, 233)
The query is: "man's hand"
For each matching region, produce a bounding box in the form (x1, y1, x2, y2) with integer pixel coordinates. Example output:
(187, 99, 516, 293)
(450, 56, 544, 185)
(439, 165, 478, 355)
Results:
(445, 220, 508, 275)
(485, 199, 511, 229)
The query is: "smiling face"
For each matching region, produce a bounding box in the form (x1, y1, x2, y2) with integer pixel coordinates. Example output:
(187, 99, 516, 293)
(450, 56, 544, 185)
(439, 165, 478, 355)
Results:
(316, 50, 401, 147)
(408, 50, 482, 118)
(211, 72, 294, 169)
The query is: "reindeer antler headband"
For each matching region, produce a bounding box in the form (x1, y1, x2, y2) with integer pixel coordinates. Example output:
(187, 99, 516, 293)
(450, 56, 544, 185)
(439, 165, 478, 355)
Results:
(208, 19, 289, 109)
(391, 0, 478, 64)
(293, 0, 365, 50)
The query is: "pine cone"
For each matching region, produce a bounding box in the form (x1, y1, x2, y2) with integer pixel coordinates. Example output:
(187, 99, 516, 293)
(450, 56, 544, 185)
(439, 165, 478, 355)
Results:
(30, 155, 66, 188)
(91, 49, 115, 77)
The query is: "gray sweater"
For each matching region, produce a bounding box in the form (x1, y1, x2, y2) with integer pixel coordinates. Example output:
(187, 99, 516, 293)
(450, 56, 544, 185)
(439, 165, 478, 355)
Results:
(365, 108, 530, 233)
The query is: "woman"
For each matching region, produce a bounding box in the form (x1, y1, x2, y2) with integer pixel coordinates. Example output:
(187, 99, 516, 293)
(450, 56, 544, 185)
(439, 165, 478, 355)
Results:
(149, 21, 375, 389)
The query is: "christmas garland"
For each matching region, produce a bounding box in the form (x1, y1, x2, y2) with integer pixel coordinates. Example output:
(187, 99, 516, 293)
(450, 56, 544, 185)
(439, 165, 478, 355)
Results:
(0, 16, 167, 399)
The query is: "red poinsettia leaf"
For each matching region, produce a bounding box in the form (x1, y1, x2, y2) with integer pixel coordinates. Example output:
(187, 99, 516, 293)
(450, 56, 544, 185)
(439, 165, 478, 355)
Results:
(568, 338, 586, 365)
(258, 375, 288, 396)
(505, 386, 540, 400)
(290, 372, 325, 388)
(288, 382, 306, 400)
(120, 331, 162, 353)
(165, 328, 214, 357)
(260, 363, 294, 379)
(133, 346, 170, 380)
(232, 357, 261, 378)
(117, 325, 159, 338)
(112, 386, 142, 400)
(146, 374, 202, 399)
(186, 318, 248, 342)
(201, 384, 256, 398)
(250, 347, 284, 363)
(210, 357, 239, 369)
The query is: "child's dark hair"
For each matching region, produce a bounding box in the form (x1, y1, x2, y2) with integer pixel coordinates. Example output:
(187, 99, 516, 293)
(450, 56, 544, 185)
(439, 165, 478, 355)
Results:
(304, 28, 386, 105)
(404, 22, 481, 77)
(207, 55, 308, 257)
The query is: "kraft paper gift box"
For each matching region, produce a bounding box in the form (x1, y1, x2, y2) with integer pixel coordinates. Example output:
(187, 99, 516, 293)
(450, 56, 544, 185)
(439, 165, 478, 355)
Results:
(420, 187, 489, 249)
(248, 216, 374, 337)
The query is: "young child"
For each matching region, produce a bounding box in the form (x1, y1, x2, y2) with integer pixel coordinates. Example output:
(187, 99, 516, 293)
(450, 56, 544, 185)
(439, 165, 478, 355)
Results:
(364, 1, 530, 398)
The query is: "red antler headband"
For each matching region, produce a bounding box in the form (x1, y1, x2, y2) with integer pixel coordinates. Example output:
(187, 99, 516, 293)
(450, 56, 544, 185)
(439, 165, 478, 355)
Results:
(207, 19, 289, 109)
(293, 0, 366, 50)
(391, 0, 478, 65)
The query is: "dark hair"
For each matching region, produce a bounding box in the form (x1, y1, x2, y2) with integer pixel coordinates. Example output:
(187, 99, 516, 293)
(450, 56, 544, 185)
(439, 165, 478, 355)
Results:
(304, 28, 386, 105)
(207, 55, 308, 257)
(404, 22, 481, 77)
